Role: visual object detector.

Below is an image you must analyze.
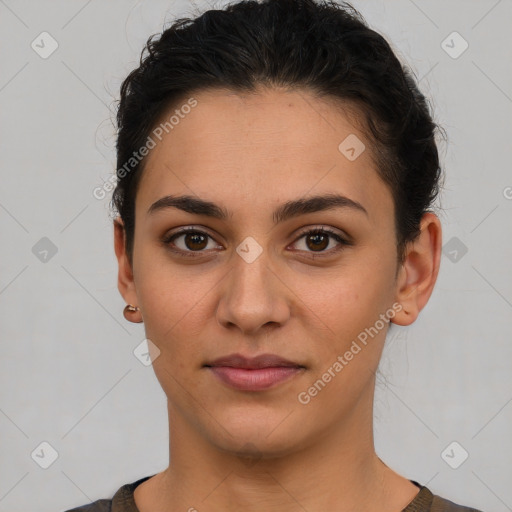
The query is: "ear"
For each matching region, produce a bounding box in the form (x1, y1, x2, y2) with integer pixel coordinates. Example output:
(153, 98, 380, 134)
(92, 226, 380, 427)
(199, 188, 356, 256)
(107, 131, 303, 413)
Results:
(391, 212, 442, 326)
(113, 217, 138, 305)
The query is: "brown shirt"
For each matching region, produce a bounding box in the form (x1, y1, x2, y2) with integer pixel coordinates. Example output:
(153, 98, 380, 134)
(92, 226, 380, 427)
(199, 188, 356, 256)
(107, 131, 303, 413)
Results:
(63, 476, 484, 512)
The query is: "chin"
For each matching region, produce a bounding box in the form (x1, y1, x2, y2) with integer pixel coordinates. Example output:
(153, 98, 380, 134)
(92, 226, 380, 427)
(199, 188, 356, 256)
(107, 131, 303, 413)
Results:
(205, 410, 306, 459)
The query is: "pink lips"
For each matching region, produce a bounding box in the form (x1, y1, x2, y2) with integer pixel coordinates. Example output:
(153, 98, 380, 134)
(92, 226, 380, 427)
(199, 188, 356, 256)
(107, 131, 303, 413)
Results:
(205, 353, 304, 391)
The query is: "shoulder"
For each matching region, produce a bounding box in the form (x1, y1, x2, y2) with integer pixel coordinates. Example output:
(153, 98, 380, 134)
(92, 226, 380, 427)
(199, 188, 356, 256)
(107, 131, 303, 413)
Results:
(431, 493, 484, 512)
(62, 474, 154, 512)
(62, 499, 112, 512)
(405, 483, 484, 512)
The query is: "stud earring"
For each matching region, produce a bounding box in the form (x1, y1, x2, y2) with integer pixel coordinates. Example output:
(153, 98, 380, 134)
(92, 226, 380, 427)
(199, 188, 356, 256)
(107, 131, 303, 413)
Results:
(123, 304, 143, 323)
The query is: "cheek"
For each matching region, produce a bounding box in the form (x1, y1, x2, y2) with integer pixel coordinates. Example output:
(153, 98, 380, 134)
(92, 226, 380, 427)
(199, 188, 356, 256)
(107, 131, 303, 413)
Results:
(299, 254, 395, 341)
(133, 252, 221, 367)
(137, 271, 208, 402)
(293, 272, 394, 415)
(290, 255, 394, 376)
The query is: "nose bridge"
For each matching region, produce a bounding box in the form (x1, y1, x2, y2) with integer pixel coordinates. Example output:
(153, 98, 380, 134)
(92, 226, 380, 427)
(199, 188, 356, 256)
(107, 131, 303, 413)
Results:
(234, 241, 273, 299)
(216, 237, 289, 334)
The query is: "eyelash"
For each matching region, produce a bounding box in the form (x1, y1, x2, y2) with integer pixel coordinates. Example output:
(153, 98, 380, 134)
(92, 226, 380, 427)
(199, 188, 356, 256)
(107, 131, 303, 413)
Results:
(162, 226, 351, 259)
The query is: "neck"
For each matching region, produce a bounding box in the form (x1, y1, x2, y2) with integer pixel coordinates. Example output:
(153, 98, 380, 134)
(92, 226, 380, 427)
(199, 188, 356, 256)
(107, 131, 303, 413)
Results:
(134, 382, 418, 512)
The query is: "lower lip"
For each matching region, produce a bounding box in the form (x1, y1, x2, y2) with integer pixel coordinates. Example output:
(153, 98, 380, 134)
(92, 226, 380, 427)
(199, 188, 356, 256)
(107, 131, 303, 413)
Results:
(207, 366, 303, 391)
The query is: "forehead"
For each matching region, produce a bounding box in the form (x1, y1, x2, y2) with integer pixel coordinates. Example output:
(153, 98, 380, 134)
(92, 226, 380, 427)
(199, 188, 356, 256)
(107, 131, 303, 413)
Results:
(135, 87, 394, 227)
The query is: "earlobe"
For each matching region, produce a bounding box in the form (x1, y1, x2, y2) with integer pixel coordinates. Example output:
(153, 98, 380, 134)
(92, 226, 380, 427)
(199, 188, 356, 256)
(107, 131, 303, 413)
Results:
(113, 218, 138, 305)
(390, 212, 442, 326)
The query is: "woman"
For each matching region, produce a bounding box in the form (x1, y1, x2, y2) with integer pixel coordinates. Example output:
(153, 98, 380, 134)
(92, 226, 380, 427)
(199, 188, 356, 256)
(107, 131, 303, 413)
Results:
(66, 0, 483, 510)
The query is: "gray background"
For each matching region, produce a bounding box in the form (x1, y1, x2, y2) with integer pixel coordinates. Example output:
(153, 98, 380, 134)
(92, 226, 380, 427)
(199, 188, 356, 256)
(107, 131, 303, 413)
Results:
(0, 1, 511, 511)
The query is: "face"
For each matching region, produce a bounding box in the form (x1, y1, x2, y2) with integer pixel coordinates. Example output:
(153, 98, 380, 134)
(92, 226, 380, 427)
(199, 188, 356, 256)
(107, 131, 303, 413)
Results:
(120, 87, 406, 457)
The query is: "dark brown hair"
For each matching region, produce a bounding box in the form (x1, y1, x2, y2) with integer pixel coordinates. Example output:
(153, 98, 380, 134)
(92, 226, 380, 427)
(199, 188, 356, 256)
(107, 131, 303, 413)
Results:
(112, 0, 445, 266)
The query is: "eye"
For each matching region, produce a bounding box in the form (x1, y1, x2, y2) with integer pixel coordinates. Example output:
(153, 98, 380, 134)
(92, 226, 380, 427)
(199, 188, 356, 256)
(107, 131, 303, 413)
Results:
(290, 227, 351, 257)
(162, 227, 222, 257)
(162, 226, 351, 258)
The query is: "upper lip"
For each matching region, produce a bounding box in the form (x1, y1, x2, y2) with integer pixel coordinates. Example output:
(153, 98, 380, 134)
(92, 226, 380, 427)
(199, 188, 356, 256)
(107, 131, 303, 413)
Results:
(205, 353, 304, 369)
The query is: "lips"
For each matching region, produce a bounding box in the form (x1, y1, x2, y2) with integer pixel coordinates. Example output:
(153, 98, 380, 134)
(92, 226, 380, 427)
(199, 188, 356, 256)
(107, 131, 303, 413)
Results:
(205, 353, 304, 370)
(204, 353, 305, 391)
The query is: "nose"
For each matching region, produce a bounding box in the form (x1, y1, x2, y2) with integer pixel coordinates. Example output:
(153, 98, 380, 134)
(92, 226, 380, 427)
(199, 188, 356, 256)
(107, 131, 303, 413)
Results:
(215, 246, 291, 336)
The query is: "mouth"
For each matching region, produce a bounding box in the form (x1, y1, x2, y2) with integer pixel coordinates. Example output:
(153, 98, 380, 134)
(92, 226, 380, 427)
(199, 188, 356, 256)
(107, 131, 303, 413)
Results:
(204, 353, 305, 391)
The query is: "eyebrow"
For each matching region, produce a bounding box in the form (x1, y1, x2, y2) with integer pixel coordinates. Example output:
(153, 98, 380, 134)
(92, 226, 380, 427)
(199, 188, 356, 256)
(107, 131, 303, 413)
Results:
(147, 193, 368, 223)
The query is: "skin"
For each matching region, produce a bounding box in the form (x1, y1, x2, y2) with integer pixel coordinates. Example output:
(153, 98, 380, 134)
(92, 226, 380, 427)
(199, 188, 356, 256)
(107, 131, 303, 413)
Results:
(114, 87, 442, 512)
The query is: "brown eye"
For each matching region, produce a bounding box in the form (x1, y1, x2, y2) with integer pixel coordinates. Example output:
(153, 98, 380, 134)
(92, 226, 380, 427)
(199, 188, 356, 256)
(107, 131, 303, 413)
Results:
(182, 232, 208, 251)
(163, 226, 351, 259)
(305, 231, 329, 251)
(291, 228, 350, 256)
(163, 228, 220, 256)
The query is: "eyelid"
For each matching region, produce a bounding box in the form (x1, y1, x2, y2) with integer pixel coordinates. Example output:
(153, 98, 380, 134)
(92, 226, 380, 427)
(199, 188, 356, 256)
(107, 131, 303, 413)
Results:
(293, 225, 352, 244)
(288, 226, 352, 256)
(162, 226, 222, 257)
